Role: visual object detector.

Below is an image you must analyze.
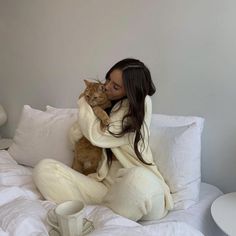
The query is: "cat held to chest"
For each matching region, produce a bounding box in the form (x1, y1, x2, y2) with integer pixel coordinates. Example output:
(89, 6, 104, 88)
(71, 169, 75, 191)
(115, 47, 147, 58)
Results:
(72, 80, 111, 175)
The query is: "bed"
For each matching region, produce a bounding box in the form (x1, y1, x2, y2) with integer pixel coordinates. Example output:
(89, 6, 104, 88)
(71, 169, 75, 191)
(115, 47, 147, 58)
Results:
(0, 105, 226, 236)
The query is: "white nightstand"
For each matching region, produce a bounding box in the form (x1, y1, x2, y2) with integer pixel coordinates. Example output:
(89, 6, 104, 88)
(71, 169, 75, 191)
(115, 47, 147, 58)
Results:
(211, 192, 236, 236)
(0, 138, 13, 150)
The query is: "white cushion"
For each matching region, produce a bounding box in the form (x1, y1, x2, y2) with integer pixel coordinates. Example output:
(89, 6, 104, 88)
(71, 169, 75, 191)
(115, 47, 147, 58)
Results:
(150, 114, 204, 210)
(8, 105, 77, 167)
(46, 106, 81, 146)
(46, 105, 77, 116)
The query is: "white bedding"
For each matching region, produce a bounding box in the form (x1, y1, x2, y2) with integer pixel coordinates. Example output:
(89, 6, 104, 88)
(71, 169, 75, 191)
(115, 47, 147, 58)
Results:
(0, 150, 219, 236)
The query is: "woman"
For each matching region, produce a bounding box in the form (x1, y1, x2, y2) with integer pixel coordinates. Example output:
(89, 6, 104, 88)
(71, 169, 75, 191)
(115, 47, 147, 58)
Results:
(33, 58, 173, 221)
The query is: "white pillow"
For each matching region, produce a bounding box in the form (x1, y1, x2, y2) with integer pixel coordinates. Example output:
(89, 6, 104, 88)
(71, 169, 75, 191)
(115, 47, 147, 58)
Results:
(46, 106, 81, 146)
(8, 105, 77, 167)
(46, 105, 77, 116)
(151, 114, 204, 129)
(150, 114, 204, 210)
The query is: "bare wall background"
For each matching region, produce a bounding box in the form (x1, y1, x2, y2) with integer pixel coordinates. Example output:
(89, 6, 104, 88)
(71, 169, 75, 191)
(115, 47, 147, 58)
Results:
(0, 0, 236, 193)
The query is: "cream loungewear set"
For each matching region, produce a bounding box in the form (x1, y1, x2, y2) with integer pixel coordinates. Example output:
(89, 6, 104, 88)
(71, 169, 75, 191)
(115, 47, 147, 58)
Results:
(33, 96, 173, 221)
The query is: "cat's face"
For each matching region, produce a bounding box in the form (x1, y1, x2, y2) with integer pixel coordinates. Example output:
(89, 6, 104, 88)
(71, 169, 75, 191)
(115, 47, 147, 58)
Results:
(84, 80, 109, 107)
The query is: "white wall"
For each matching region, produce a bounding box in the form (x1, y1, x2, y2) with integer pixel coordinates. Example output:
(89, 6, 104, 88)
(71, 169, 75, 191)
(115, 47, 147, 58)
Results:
(1, 0, 236, 193)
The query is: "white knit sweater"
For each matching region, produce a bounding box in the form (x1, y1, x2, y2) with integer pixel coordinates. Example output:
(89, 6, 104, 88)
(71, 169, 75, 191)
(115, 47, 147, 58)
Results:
(71, 96, 173, 210)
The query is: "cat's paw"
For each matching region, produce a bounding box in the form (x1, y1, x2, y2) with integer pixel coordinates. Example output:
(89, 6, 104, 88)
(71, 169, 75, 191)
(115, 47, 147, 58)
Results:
(100, 123, 108, 132)
(102, 118, 110, 126)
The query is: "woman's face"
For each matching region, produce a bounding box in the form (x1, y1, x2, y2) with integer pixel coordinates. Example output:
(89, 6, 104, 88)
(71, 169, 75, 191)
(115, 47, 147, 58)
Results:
(105, 69, 126, 101)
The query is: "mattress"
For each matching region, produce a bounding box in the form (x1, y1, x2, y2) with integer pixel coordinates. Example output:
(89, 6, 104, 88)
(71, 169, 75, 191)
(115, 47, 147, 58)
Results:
(0, 150, 224, 236)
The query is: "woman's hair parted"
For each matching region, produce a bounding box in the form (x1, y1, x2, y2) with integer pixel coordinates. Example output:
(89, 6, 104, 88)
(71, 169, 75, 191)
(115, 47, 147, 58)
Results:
(105, 58, 156, 165)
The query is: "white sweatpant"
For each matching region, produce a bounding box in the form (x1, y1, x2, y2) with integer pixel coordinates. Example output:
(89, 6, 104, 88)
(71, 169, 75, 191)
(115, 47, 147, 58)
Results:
(33, 159, 167, 221)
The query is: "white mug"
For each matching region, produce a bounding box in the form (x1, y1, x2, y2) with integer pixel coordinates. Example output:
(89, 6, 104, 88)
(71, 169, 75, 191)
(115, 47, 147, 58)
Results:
(47, 200, 93, 236)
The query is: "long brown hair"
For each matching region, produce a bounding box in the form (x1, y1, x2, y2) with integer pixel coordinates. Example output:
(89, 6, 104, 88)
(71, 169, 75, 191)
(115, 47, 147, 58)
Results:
(105, 58, 156, 165)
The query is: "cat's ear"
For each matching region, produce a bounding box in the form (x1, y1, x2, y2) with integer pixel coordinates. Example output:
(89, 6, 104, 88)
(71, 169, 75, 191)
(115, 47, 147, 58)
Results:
(84, 80, 90, 86)
(100, 84, 106, 92)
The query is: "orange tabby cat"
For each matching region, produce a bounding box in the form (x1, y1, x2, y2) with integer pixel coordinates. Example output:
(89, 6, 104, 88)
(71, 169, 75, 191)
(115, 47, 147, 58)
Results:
(72, 80, 111, 175)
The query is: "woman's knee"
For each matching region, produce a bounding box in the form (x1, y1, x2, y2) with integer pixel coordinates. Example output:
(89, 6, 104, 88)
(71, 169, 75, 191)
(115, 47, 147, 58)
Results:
(33, 159, 57, 181)
(33, 158, 71, 192)
(33, 158, 68, 176)
(120, 167, 164, 195)
(33, 159, 82, 203)
(103, 167, 166, 221)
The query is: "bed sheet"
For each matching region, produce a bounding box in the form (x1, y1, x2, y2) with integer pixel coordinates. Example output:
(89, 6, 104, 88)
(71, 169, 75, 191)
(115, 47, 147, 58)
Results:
(0, 150, 210, 236)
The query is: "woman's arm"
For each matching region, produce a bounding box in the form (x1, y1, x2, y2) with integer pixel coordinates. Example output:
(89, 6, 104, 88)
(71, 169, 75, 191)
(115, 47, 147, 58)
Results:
(77, 97, 131, 148)
(78, 95, 152, 149)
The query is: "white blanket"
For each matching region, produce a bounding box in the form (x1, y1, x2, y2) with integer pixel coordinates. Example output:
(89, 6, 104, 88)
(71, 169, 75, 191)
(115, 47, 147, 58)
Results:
(0, 150, 203, 236)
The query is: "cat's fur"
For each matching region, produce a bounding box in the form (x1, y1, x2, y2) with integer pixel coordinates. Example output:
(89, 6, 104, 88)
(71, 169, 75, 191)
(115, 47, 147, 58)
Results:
(72, 80, 111, 175)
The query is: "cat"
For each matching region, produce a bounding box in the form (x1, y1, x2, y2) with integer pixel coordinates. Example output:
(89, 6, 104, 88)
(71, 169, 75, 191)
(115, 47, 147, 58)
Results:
(72, 80, 111, 175)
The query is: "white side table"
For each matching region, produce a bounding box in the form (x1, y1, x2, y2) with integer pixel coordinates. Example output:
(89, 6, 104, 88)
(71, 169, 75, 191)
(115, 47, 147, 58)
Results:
(211, 192, 236, 236)
(0, 138, 13, 150)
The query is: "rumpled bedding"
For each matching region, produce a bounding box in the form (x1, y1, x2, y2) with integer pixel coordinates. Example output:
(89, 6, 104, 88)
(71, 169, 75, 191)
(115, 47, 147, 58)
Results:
(0, 150, 204, 236)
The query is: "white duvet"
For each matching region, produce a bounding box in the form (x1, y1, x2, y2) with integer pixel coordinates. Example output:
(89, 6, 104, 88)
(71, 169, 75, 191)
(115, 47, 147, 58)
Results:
(0, 150, 203, 236)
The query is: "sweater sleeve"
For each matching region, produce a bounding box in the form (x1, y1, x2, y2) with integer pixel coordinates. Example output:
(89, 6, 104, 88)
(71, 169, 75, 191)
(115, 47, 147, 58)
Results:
(78, 96, 152, 149)
(77, 97, 131, 148)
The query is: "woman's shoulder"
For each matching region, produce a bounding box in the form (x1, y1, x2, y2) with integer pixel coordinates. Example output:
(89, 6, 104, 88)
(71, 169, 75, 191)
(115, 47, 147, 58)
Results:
(145, 95, 152, 112)
(110, 98, 129, 114)
(145, 95, 152, 106)
(144, 95, 152, 125)
(113, 95, 152, 107)
(110, 95, 152, 116)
